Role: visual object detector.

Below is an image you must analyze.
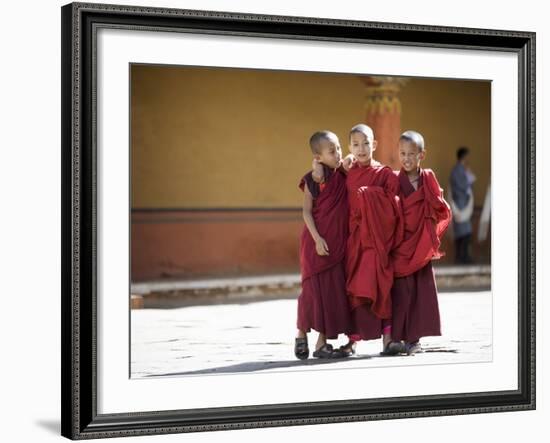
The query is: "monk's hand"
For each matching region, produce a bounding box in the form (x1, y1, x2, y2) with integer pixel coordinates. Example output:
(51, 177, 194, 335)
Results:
(342, 154, 356, 171)
(311, 159, 324, 183)
(315, 237, 329, 256)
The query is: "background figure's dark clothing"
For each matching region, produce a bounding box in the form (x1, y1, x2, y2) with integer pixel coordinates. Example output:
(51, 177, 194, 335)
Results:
(455, 234, 472, 264)
(450, 162, 472, 239)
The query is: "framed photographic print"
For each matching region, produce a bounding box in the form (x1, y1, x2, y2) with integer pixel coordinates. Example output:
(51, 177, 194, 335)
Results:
(61, 2, 536, 439)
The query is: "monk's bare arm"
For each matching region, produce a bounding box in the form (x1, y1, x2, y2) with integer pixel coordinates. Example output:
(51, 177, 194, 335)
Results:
(312, 155, 354, 183)
(311, 159, 324, 183)
(302, 186, 329, 256)
(341, 154, 355, 172)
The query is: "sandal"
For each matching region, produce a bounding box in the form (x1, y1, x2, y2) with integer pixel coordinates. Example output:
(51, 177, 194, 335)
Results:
(338, 341, 357, 357)
(312, 343, 344, 359)
(294, 337, 309, 360)
(406, 341, 422, 355)
(380, 340, 406, 356)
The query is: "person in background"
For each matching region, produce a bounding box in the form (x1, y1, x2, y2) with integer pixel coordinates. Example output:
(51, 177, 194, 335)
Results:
(449, 146, 476, 264)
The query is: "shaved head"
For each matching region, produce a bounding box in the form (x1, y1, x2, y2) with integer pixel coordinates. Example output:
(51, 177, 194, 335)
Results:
(349, 123, 374, 141)
(309, 130, 339, 155)
(399, 130, 425, 152)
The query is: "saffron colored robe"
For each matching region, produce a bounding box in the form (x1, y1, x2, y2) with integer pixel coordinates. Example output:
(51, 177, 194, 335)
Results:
(296, 165, 352, 338)
(389, 169, 451, 343)
(346, 161, 403, 340)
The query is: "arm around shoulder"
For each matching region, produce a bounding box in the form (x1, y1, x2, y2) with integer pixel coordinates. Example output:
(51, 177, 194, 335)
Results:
(311, 158, 325, 183)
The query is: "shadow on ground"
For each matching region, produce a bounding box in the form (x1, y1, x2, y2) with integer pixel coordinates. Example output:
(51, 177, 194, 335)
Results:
(145, 347, 457, 377)
(146, 354, 375, 376)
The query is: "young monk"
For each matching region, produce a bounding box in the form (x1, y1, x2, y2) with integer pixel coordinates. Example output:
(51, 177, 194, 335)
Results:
(295, 130, 352, 359)
(390, 130, 452, 354)
(313, 124, 404, 356)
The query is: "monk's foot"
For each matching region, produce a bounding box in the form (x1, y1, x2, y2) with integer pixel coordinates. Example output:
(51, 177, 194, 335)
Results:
(338, 341, 357, 357)
(294, 337, 309, 360)
(312, 343, 345, 359)
(380, 340, 406, 356)
(406, 341, 422, 355)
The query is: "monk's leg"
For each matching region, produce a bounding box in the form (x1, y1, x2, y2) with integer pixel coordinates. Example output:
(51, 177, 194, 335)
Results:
(339, 335, 358, 356)
(315, 333, 327, 351)
(382, 323, 392, 348)
(381, 322, 407, 355)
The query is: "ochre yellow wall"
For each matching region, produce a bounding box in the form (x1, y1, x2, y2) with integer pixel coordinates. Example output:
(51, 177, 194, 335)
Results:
(131, 65, 490, 208)
(132, 65, 364, 208)
(399, 78, 491, 203)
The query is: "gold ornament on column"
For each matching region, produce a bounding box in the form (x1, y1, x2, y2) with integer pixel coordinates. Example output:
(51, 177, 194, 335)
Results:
(360, 76, 408, 169)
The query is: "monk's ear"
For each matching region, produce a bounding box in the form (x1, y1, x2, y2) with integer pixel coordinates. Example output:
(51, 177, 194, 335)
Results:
(419, 149, 426, 161)
(372, 140, 378, 152)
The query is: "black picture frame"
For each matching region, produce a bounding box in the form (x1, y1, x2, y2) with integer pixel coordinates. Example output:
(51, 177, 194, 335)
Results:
(61, 2, 536, 439)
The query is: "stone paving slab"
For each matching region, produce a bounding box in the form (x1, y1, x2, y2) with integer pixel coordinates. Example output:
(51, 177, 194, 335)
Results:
(131, 290, 492, 378)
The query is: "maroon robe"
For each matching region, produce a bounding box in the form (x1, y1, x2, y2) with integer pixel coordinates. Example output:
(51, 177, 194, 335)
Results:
(345, 161, 403, 341)
(296, 165, 351, 339)
(392, 168, 451, 277)
(390, 169, 450, 343)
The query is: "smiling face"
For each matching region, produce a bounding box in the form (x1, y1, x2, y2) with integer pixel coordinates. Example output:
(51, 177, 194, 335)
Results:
(398, 139, 425, 173)
(349, 130, 376, 165)
(316, 135, 342, 169)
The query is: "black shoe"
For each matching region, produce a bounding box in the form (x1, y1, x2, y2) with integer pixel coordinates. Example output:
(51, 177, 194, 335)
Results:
(294, 337, 309, 360)
(406, 341, 422, 355)
(380, 341, 406, 356)
(312, 343, 345, 359)
(338, 341, 357, 357)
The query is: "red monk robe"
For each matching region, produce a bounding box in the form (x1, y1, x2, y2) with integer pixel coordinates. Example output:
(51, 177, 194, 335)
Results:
(390, 168, 452, 343)
(297, 165, 352, 339)
(346, 161, 403, 341)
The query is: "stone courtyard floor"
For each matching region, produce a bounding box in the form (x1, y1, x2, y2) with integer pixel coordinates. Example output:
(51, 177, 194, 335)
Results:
(131, 290, 492, 378)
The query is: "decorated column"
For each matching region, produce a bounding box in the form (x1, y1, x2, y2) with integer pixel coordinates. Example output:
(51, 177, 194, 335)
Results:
(360, 76, 407, 169)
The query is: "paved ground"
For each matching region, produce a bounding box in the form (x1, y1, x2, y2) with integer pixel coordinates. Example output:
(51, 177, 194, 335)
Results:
(130, 265, 492, 308)
(131, 290, 492, 378)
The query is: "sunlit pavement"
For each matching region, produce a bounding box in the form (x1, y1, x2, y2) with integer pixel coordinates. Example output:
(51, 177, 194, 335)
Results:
(131, 290, 492, 378)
